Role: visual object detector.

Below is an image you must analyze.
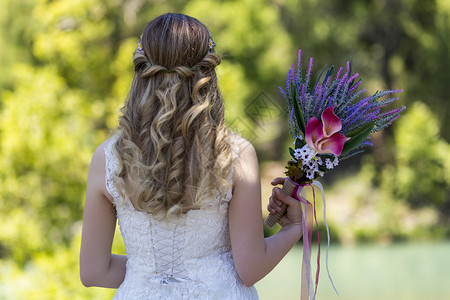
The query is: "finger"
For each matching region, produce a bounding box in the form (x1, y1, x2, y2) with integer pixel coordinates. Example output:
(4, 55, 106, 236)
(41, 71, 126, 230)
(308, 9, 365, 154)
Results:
(267, 202, 280, 214)
(271, 187, 283, 207)
(276, 198, 282, 207)
(272, 188, 283, 210)
(274, 187, 299, 206)
(271, 189, 281, 207)
(271, 177, 286, 186)
(268, 197, 273, 212)
(268, 196, 281, 212)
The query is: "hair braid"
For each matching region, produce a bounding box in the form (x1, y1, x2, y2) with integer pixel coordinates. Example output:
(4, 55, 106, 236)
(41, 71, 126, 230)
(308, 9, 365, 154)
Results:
(112, 15, 232, 218)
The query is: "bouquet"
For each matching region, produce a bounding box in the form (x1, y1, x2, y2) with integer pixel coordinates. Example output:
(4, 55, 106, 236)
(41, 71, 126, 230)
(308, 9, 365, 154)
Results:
(265, 50, 405, 300)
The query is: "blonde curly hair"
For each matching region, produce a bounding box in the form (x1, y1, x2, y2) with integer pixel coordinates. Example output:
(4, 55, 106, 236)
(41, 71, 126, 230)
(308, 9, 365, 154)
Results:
(112, 13, 233, 218)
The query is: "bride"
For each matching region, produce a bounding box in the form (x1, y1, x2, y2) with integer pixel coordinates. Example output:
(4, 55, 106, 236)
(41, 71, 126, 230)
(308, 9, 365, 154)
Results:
(79, 13, 303, 299)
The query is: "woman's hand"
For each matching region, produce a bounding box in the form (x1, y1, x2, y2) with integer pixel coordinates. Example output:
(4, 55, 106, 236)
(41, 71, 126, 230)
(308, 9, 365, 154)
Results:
(268, 177, 303, 227)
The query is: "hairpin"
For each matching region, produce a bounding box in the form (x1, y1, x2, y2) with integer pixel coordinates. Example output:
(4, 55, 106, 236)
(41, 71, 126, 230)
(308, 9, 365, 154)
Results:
(137, 34, 215, 55)
(208, 37, 215, 53)
(136, 33, 214, 72)
(137, 35, 144, 54)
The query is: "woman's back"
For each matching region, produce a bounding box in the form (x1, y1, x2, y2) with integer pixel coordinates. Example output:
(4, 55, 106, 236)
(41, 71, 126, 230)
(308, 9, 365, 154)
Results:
(80, 13, 303, 299)
(104, 136, 258, 299)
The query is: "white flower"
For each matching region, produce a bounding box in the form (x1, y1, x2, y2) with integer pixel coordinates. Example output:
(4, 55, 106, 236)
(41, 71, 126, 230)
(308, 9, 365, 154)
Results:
(306, 170, 316, 179)
(333, 157, 339, 166)
(302, 154, 311, 163)
(298, 144, 316, 163)
(302, 157, 319, 179)
(304, 160, 319, 172)
(317, 157, 323, 165)
(325, 158, 334, 169)
(293, 148, 303, 160)
(318, 171, 325, 177)
(137, 34, 144, 53)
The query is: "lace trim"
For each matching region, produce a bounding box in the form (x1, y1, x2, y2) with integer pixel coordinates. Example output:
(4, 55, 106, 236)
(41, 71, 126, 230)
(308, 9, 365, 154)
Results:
(230, 133, 241, 161)
(229, 133, 243, 192)
(104, 135, 121, 202)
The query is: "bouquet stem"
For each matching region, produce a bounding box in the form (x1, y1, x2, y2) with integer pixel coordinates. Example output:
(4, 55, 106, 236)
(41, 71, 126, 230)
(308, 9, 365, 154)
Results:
(264, 177, 298, 228)
(265, 178, 313, 300)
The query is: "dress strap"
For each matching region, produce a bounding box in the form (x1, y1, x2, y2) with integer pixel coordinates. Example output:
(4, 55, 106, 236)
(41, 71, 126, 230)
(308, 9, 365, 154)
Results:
(229, 133, 241, 160)
(229, 132, 245, 185)
(104, 135, 122, 204)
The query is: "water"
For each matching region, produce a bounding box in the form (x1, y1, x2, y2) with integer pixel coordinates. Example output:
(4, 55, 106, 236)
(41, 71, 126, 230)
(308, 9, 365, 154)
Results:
(255, 242, 450, 300)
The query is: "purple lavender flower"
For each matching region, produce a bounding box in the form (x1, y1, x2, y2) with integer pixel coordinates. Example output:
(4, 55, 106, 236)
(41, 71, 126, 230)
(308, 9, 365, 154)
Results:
(280, 50, 405, 161)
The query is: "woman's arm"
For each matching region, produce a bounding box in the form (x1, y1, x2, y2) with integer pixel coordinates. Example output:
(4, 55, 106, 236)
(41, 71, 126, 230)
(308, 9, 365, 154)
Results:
(79, 143, 127, 288)
(229, 138, 303, 287)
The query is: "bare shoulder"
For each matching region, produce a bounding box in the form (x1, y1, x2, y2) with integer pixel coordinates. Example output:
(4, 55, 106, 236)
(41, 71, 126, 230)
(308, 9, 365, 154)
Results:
(90, 137, 118, 169)
(87, 140, 114, 204)
(88, 142, 108, 178)
(92, 139, 112, 161)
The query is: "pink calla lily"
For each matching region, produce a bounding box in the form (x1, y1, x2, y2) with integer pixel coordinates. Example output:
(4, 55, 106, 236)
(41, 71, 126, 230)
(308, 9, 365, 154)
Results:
(305, 107, 349, 156)
(321, 106, 343, 137)
(305, 117, 324, 145)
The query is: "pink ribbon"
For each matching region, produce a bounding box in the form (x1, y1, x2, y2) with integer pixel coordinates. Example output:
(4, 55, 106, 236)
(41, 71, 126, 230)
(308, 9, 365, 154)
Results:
(291, 182, 338, 300)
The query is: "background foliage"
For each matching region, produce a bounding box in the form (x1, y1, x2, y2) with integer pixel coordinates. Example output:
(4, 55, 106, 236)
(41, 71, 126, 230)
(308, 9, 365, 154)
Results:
(1, 0, 449, 298)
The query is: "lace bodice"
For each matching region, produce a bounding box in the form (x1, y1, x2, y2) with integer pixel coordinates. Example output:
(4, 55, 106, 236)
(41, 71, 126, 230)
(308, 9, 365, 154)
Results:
(104, 137, 258, 299)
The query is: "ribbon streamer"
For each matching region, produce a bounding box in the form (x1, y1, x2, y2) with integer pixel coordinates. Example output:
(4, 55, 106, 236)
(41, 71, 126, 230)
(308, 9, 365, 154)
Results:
(291, 181, 338, 300)
(312, 180, 338, 296)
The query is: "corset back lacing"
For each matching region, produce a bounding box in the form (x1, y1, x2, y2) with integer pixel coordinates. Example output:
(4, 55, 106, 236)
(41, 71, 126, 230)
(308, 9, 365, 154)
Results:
(150, 218, 188, 284)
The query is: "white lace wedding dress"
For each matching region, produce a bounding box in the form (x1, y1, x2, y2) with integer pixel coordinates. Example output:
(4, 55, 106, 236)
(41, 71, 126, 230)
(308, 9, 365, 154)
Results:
(104, 137, 259, 299)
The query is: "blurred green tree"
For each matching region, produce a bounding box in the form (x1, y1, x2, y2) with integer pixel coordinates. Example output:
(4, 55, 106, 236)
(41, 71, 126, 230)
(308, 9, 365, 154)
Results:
(390, 102, 449, 210)
(0, 0, 36, 94)
(0, 0, 449, 298)
(0, 0, 295, 265)
(184, 0, 295, 157)
(276, 0, 449, 141)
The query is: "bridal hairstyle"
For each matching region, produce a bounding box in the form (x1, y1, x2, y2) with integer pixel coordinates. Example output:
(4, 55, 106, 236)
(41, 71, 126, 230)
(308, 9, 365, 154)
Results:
(112, 13, 233, 218)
